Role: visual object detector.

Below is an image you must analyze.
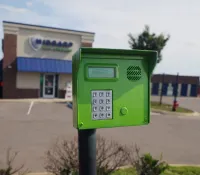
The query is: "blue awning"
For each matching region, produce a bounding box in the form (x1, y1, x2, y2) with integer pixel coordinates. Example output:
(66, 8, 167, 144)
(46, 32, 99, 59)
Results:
(17, 57, 72, 74)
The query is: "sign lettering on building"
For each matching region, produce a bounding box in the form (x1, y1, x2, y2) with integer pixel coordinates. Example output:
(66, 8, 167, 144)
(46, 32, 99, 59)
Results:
(29, 37, 73, 52)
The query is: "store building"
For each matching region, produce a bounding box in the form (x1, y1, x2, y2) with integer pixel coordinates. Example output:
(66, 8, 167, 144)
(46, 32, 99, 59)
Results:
(151, 74, 200, 97)
(1, 21, 95, 99)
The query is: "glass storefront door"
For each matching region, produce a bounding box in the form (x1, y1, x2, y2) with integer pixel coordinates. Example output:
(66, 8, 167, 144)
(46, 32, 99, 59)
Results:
(43, 74, 55, 98)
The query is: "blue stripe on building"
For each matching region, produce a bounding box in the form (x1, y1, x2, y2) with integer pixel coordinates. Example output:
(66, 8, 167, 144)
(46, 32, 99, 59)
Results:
(181, 84, 188, 96)
(172, 83, 178, 96)
(162, 83, 168, 96)
(17, 57, 72, 73)
(190, 84, 197, 97)
(152, 83, 159, 95)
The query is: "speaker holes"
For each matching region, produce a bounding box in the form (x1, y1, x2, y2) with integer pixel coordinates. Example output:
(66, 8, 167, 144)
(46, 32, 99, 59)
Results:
(127, 66, 142, 81)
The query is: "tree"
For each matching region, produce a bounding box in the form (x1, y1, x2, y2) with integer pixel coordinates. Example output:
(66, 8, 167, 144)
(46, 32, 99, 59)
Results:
(128, 25, 170, 63)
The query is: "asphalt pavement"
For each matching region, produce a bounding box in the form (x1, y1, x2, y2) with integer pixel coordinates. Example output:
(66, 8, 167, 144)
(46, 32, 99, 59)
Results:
(0, 100, 200, 172)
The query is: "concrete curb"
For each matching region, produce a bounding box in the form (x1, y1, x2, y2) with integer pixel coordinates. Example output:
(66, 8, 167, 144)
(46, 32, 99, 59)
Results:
(169, 164, 200, 167)
(118, 164, 200, 170)
(151, 108, 200, 117)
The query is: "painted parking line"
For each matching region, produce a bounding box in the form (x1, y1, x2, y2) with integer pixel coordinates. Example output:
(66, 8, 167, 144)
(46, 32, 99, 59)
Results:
(27, 101, 34, 115)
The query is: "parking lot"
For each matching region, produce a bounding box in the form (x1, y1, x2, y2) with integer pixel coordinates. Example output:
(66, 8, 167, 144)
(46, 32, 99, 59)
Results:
(0, 99, 200, 171)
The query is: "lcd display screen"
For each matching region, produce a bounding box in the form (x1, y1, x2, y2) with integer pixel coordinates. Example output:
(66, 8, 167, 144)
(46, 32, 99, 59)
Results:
(88, 67, 116, 78)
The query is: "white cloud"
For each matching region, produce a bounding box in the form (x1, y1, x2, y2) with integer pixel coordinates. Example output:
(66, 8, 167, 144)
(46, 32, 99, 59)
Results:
(0, 4, 63, 60)
(37, 0, 200, 75)
(26, 2, 33, 7)
(1, 0, 200, 75)
(0, 4, 28, 13)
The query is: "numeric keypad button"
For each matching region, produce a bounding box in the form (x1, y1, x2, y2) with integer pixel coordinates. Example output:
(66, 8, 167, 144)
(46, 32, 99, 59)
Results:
(99, 92, 104, 97)
(106, 106, 111, 111)
(106, 113, 111, 118)
(93, 92, 97, 97)
(99, 99, 104, 104)
(93, 99, 97, 105)
(99, 113, 104, 119)
(93, 106, 98, 112)
(93, 113, 98, 119)
(99, 106, 104, 111)
(106, 99, 110, 104)
(106, 92, 110, 97)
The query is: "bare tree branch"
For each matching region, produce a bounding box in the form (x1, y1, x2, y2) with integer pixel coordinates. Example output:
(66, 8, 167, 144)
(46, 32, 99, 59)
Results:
(44, 135, 129, 175)
(0, 148, 29, 175)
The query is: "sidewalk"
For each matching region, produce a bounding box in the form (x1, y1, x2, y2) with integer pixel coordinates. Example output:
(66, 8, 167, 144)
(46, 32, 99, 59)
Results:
(152, 108, 200, 117)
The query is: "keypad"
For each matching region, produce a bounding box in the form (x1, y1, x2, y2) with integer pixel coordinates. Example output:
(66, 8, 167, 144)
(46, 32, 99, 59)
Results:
(91, 90, 112, 120)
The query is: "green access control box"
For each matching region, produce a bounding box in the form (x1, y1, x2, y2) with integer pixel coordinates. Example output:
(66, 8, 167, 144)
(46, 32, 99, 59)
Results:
(72, 48, 157, 130)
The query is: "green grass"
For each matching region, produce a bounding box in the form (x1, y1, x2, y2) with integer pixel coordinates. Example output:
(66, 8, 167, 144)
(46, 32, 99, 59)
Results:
(164, 166, 200, 175)
(151, 101, 193, 113)
(112, 166, 200, 175)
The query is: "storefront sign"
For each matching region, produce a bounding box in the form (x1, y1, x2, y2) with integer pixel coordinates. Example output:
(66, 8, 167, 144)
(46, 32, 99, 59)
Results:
(29, 37, 73, 52)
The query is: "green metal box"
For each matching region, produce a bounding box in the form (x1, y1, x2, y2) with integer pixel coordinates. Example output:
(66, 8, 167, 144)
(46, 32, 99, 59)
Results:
(72, 48, 157, 130)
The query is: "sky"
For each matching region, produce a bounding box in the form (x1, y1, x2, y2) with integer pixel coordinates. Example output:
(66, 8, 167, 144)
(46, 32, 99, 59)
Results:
(0, 0, 199, 76)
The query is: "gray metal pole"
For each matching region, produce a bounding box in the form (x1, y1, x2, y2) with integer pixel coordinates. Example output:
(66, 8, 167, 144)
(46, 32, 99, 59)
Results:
(78, 129, 96, 175)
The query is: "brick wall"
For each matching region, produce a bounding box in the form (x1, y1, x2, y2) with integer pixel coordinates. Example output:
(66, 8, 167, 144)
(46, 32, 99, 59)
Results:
(3, 34, 17, 69)
(3, 34, 18, 98)
(151, 74, 199, 84)
(81, 42, 93, 47)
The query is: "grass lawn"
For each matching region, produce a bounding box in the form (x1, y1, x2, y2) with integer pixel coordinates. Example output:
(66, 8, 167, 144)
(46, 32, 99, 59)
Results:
(151, 101, 193, 113)
(112, 166, 200, 175)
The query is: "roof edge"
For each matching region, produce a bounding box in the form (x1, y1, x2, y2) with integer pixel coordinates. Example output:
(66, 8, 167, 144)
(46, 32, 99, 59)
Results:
(80, 47, 157, 56)
(3, 21, 95, 35)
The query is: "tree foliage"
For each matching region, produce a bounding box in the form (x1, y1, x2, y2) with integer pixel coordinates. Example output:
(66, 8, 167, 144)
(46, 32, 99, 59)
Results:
(128, 25, 170, 63)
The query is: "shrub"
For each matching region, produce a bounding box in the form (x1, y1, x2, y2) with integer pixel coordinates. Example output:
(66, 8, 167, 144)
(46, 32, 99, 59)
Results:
(126, 144, 169, 175)
(96, 135, 128, 174)
(0, 148, 29, 175)
(44, 135, 129, 175)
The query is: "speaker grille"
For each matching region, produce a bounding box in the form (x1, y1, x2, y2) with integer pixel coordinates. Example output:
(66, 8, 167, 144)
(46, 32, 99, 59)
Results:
(127, 66, 142, 81)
